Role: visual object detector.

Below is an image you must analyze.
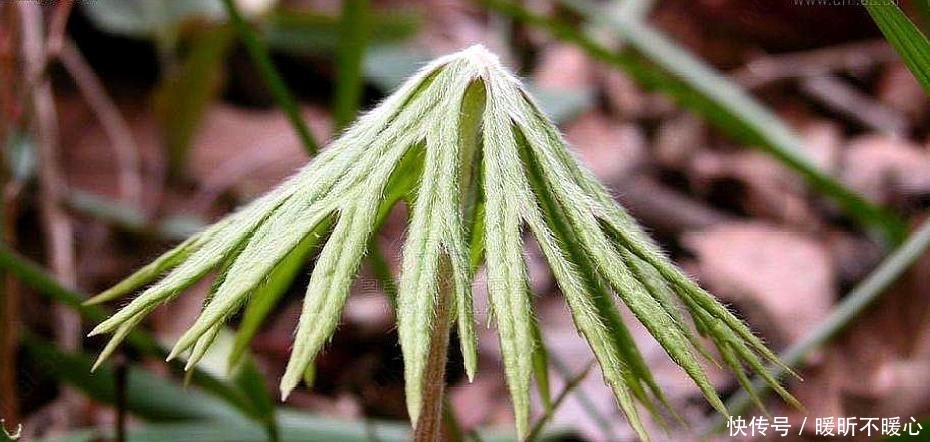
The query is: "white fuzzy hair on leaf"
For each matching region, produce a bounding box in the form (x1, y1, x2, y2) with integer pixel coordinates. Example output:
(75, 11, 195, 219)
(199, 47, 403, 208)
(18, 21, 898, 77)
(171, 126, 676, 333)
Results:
(88, 44, 799, 442)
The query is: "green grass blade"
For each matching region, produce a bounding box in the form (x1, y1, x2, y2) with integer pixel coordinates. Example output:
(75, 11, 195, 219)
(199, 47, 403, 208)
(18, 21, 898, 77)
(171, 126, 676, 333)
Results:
(261, 9, 418, 57)
(154, 25, 234, 176)
(865, 2, 930, 97)
(220, 0, 319, 155)
(21, 333, 242, 422)
(233, 356, 280, 442)
(333, 0, 371, 129)
(486, 0, 905, 244)
(0, 247, 265, 421)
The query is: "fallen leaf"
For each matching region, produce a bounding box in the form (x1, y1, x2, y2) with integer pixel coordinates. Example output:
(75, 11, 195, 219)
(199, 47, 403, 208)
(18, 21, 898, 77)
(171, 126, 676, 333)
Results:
(563, 111, 646, 183)
(533, 43, 594, 91)
(189, 103, 331, 204)
(682, 222, 835, 348)
(840, 134, 930, 207)
(689, 150, 819, 226)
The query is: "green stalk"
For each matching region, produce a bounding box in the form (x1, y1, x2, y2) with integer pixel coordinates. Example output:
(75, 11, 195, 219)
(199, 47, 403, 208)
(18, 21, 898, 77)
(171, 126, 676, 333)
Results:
(220, 0, 319, 156)
(526, 362, 594, 442)
(334, 0, 371, 129)
(412, 257, 454, 442)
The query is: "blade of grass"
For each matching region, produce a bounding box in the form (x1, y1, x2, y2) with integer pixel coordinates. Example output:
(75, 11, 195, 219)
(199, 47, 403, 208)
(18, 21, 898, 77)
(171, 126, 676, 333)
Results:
(220, 0, 318, 156)
(233, 356, 280, 442)
(912, 1, 930, 32)
(261, 9, 418, 57)
(0, 246, 265, 422)
(154, 24, 234, 176)
(864, 2, 930, 97)
(526, 361, 594, 442)
(21, 333, 242, 421)
(333, 0, 371, 129)
(709, 218, 930, 434)
(486, 0, 905, 245)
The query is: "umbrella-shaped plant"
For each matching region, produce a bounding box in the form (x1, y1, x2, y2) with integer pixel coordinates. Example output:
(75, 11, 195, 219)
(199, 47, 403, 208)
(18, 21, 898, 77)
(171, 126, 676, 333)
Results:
(87, 45, 798, 441)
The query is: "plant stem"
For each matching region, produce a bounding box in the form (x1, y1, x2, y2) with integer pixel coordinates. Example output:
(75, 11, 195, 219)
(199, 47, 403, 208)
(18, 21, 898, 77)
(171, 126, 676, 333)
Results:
(413, 258, 454, 442)
(334, 0, 370, 130)
(526, 361, 594, 442)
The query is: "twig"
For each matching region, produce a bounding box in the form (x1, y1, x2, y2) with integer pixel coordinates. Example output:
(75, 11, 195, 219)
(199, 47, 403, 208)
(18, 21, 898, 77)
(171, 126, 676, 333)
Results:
(0, 164, 25, 425)
(732, 40, 897, 89)
(0, 2, 20, 142)
(20, 0, 78, 341)
(44, 0, 74, 61)
(0, 187, 22, 431)
(800, 74, 909, 136)
(19, 1, 80, 431)
(0, 2, 22, 427)
(547, 353, 619, 442)
(59, 40, 143, 207)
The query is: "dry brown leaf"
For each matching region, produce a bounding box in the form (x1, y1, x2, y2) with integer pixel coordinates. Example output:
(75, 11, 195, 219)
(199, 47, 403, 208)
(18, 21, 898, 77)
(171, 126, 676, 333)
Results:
(689, 150, 819, 226)
(189, 104, 331, 203)
(682, 222, 835, 348)
(563, 111, 646, 184)
(840, 134, 930, 206)
(533, 42, 594, 91)
(877, 62, 929, 124)
(654, 114, 705, 170)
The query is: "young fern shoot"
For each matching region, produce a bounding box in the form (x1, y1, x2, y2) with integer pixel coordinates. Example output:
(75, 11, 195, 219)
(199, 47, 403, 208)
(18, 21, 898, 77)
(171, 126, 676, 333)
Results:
(87, 45, 799, 441)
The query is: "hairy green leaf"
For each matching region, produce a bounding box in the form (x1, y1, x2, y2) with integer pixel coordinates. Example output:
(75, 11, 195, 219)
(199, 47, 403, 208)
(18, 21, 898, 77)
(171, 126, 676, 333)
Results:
(88, 45, 798, 441)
